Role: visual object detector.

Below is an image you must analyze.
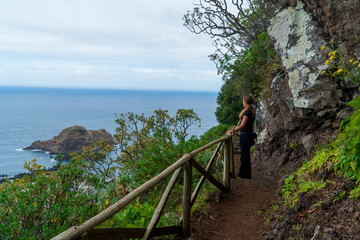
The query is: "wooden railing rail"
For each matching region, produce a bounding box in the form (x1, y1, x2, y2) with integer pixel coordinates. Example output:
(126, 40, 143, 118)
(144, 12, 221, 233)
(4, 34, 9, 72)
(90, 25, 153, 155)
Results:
(51, 134, 234, 240)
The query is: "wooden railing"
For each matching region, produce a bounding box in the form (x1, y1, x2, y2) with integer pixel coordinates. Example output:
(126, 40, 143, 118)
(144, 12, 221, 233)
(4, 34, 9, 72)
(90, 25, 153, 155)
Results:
(51, 134, 235, 240)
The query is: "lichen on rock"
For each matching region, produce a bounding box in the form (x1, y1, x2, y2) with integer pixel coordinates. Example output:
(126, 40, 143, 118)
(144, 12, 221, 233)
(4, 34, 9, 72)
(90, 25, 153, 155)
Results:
(252, 0, 358, 180)
(267, 0, 341, 109)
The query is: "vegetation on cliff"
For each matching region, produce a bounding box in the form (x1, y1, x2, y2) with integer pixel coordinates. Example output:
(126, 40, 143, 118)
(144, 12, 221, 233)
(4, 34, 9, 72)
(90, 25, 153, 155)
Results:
(0, 109, 229, 239)
(282, 95, 360, 204)
(215, 32, 281, 124)
(281, 45, 360, 205)
(262, 46, 360, 239)
(262, 96, 360, 239)
(184, 0, 282, 124)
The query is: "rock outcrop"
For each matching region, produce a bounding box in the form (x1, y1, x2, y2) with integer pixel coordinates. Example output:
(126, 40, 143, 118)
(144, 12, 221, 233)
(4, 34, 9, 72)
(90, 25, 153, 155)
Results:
(283, 0, 360, 53)
(25, 125, 114, 154)
(268, 0, 342, 109)
(252, 0, 359, 179)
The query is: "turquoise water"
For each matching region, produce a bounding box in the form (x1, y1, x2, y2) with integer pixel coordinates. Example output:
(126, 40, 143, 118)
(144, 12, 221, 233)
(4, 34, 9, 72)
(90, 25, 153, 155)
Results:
(0, 87, 218, 176)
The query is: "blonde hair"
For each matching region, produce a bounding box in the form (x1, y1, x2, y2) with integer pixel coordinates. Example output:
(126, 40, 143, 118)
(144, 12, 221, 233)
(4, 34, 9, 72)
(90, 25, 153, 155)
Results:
(239, 96, 255, 118)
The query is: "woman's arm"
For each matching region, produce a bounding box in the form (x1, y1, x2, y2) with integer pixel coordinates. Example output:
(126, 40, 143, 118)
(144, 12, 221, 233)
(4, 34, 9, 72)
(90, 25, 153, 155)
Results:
(226, 116, 248, 134)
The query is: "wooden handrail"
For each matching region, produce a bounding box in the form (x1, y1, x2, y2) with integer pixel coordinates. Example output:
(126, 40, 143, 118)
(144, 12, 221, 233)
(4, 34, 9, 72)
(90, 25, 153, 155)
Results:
(189, 135, 229, 156)
(52, 134, 233, 240)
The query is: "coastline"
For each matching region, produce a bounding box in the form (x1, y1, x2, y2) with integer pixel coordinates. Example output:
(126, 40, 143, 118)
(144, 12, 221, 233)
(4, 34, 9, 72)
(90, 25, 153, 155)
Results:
(0, 87, 218, 177)
(0, 165, 59, 184)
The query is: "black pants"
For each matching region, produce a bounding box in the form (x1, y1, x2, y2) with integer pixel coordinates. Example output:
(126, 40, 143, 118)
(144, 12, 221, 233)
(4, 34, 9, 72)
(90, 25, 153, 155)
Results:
(238, 132, 252, 179)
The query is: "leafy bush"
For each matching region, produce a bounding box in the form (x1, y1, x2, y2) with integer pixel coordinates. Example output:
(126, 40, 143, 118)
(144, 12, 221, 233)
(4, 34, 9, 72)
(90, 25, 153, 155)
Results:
(0, 109, 228, 239)
(113, 108, 201, 189)
(0, 159, 118, 239)
(199, 124, 230, 144)
(98, 199, 178, 229)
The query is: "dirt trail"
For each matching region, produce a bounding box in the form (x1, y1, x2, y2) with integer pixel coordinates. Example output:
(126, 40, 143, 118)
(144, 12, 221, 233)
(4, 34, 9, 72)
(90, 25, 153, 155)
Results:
(191, 154, 278, 240)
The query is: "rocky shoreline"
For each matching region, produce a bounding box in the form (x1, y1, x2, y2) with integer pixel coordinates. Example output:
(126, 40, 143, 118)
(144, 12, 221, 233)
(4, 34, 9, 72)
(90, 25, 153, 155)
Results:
(1, 125, 114, 184)
(0, 165, 59, 184)
(24, 125, 114, 155)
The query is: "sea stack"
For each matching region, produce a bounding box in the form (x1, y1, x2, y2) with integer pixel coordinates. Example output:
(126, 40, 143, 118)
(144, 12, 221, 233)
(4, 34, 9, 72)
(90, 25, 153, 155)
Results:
(24, 125, 114, 154)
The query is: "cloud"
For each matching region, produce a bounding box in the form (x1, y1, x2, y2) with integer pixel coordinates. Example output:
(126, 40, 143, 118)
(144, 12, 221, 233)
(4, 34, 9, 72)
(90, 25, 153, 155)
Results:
(0, 0, 221, 91)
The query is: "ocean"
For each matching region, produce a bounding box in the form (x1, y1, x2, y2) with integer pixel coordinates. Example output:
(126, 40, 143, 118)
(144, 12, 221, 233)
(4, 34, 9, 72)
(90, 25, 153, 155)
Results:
(0, 87, 219, 176)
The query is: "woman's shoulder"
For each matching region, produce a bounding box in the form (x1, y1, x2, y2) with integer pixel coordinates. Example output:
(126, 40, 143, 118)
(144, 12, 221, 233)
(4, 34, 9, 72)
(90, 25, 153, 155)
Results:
(244, 110, 254, 117)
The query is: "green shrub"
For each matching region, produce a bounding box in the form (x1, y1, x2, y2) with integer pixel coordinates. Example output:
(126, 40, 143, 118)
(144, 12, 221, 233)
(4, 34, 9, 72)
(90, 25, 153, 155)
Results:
(0, 158, 117, 239)
(0, 109, 228, 239)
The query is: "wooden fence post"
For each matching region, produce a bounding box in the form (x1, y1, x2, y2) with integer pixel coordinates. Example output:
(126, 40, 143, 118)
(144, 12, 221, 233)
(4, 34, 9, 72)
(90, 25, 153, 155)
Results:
(142, 167, 183, 240)
(230, 136, 235, 178)
(182, 158, 192, 238)
(223, 139, 231, 190)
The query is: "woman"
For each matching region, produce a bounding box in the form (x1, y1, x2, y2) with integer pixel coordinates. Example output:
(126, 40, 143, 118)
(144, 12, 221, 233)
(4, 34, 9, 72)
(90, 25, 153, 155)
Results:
(226, 96, 256, 179)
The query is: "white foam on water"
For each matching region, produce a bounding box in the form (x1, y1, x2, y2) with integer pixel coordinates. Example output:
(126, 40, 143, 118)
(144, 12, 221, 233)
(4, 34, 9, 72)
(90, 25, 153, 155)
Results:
(16, 148, 25, 152)
(30, 149, 43, 152)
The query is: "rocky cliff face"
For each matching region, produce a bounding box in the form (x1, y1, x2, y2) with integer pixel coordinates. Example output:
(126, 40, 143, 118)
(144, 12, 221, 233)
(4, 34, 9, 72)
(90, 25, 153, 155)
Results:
(252, 0, 359, 179)
(284, 0, 360, 53)
(25, 125, 114, 154)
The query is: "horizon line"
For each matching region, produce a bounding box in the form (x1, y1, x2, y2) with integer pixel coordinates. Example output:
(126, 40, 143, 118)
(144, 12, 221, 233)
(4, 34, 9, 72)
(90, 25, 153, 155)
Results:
(0, 85, 218, 94)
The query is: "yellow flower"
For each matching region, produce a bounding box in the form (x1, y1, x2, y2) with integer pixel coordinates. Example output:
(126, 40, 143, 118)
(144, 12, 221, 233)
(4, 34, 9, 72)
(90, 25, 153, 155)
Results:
(325, 60, 330, 65)
(350, 59, 354, 63)
(321, 70, 326, 75)
(330, 56, 335, 60)
(328, 50, 337, 57)
(321, 46, 325, 51)
(335, 68, 343, 75)
(353, 61, 359, 65)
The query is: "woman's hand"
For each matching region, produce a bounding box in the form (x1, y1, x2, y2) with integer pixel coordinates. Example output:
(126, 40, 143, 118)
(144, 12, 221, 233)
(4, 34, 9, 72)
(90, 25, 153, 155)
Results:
(226, 130, 233, 135)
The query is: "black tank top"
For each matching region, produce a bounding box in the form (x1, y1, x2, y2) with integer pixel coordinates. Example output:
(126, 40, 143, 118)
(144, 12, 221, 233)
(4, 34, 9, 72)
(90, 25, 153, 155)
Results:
(240, 110, 254, 133)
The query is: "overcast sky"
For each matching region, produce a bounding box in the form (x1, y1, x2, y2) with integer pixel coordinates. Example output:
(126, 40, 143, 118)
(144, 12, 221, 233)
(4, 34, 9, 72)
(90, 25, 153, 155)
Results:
(0, 0, 221, 92)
